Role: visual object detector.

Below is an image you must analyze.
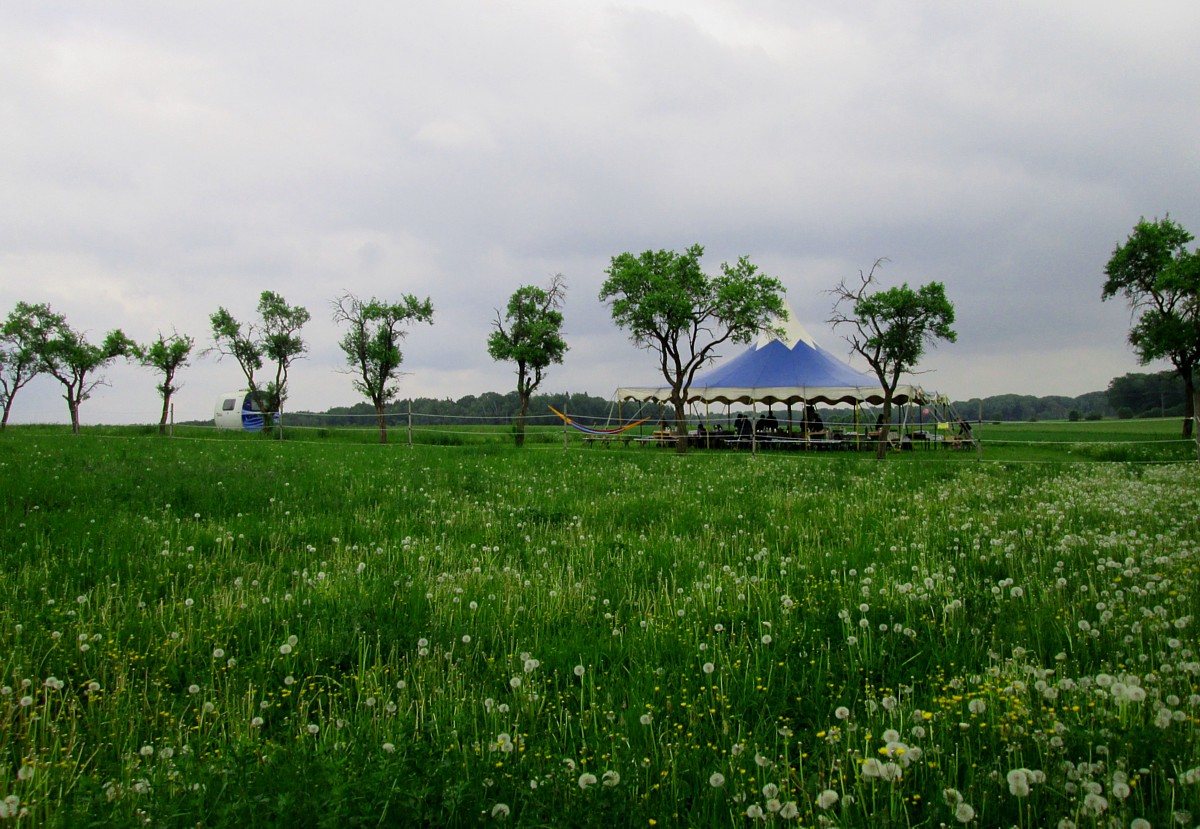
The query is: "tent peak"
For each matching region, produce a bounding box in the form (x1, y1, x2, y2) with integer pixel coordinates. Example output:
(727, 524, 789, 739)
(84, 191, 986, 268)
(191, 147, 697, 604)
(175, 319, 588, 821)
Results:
(757, 302, 817, 350)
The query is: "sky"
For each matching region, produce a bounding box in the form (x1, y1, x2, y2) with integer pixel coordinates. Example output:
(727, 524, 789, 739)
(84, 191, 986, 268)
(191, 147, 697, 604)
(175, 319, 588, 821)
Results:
(3, 1, 1199, 426)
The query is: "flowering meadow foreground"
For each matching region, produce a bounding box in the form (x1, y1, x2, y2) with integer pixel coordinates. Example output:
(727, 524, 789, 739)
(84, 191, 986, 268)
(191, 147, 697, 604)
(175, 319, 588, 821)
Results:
(0, 432, 1198, 828)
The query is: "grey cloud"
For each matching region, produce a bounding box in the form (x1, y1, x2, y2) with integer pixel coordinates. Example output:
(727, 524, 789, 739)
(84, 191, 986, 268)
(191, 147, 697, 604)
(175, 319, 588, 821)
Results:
(1, 1, 1195, 424)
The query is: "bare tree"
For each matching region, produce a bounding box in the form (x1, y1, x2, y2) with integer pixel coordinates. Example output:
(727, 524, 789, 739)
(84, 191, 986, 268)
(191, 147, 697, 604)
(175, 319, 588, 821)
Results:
(829, 259, 956, 459)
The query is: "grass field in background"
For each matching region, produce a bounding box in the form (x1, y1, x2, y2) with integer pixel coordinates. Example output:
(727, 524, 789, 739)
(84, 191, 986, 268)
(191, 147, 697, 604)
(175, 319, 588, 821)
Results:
(46, 413, 1197, 461)
(0, 426, 1197, 826)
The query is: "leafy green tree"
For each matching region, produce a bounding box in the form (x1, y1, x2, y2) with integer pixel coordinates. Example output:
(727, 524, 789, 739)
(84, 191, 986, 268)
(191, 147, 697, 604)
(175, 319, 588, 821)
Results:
(601, 245, 785, 453)
(0, 302, 61, 430)
(332, 292, 434, 444)
(487, 274, 568, 447)
(131, 331, 195, 435)
(39, 316, 132, 435)
(210, 291, 310, 438)
(1103, 216, 1200, 439)
(829, 259, 957, 459)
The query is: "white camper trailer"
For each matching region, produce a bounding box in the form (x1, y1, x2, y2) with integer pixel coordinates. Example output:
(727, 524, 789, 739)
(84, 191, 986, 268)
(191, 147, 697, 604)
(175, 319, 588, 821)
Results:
(214, 391, 276, 432)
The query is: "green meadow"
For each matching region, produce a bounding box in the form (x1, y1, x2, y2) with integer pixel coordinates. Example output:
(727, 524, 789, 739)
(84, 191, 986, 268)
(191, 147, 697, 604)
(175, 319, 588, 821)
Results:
(0, 423, 1198, 827)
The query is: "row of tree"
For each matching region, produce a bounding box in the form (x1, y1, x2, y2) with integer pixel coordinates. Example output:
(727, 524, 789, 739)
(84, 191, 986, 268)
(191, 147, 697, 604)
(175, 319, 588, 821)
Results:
(0, 303, 192, 434)
(0, 291, 423, 440)
(2, 246, 956, 458)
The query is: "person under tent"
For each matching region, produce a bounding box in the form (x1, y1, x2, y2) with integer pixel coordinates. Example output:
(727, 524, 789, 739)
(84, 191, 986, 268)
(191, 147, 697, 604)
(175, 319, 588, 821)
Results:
(759, 408, 779, 435)
(803, 404, 824, 435)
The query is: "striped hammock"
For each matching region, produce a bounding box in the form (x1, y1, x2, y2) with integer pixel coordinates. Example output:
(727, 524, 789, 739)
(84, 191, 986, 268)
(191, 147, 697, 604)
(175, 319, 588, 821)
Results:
(548, 406, 649, 436)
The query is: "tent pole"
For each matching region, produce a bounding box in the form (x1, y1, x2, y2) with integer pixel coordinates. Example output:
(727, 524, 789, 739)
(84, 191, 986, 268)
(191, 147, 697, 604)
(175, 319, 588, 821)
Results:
(751, 402, 757, 456)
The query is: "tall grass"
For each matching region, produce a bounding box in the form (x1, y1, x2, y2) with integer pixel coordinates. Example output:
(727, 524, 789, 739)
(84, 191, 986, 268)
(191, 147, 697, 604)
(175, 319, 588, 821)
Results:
(0, 430, 1197, 826)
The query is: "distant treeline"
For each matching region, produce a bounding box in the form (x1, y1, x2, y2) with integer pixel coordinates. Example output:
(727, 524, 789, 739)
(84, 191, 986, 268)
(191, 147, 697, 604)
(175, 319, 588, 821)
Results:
(955, 370, 1192, 423)
(285, 391, 616, 428)
(276, 371, 1190, 428)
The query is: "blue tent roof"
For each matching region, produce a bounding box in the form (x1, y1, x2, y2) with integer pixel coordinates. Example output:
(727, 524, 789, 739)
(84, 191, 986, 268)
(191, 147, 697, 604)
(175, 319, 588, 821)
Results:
(616, 306, 927, 406)
(694, 337, 873, 390)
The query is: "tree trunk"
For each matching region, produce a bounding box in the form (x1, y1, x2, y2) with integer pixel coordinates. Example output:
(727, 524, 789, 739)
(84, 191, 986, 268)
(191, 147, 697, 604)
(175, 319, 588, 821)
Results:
(672, 393, 688, 454)
(516, 393, 529, 448)
(1194, 387, 1200, 462)
(875, 399, 892, 460)
(375, 402, 388, 444)
(159, 392, 171, 436)
(68, 397, 81, 435)
(0, 400, 11, 430)
(1183, 373, 1196, 439)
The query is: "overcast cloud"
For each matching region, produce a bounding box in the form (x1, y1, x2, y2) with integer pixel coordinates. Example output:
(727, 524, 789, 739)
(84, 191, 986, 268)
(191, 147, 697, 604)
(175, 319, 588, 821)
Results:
(3, 1, 1198, 425)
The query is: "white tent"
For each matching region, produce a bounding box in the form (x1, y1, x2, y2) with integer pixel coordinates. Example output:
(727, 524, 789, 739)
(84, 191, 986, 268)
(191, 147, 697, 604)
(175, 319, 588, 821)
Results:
(615, 305, 929, 407)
